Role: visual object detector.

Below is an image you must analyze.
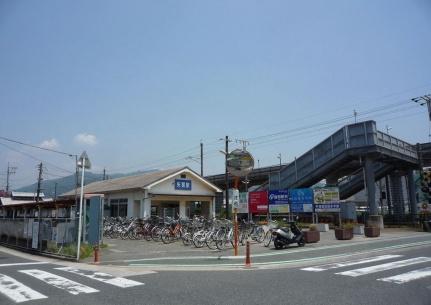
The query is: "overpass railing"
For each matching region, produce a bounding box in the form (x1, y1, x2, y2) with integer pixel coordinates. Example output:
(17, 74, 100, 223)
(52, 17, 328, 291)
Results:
(278, 121, 418, 189)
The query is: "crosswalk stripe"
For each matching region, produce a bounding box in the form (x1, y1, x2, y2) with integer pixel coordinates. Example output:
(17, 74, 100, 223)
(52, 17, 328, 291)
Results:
(55, 267, 144, 288)
(0, 273, 47, 303)
(19, 269, 99, 295)
(377, 267, 431, 284)
(301, 255, 403, 272)
(336, 257, 431, 277)
(0, 262, 48, 268)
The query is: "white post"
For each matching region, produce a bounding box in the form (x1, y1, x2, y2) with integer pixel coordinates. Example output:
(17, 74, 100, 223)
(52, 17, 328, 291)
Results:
(76, 158, 85, 261)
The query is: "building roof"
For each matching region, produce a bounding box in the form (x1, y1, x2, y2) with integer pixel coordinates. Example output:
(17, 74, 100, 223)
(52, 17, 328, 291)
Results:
(11, 191, 45, 198)
(61, 167, 222, 197)
(0, 197, 52, 207)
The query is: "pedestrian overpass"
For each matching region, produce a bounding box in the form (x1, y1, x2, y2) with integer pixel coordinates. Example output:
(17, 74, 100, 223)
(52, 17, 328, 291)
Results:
(206, 120, 423, 221)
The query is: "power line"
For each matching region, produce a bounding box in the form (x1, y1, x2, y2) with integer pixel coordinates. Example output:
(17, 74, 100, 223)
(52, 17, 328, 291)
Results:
(0, 142, 74, 174)
(0, 136, 76, 157)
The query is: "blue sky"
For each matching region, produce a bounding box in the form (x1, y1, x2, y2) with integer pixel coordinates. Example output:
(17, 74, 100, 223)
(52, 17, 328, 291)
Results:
(1, 0, 431, 188)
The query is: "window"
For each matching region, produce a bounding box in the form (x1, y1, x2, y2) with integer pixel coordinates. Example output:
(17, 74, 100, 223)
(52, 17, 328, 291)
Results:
(110, 198, 128, 217)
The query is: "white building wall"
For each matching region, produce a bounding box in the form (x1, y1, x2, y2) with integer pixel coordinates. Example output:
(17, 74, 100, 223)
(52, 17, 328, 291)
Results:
(105, 190, 145, 217)
(149, 173, 215, 196)
(103, 170, 219, 218)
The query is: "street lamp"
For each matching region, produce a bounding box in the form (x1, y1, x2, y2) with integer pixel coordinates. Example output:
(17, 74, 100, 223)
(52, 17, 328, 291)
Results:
(76, 151, 91, 261)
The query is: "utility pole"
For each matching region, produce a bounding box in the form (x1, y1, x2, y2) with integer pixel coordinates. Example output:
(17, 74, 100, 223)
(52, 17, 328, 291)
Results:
(277, 153, 282, 188)
(353, 109, 358, 123)
(200, 141, 203, 177)
(54, 182, 58, 201)
(412, 94, 431, 121)
(103, 168, 106, 181)
(36, 162, 43, 203)
(225, 136, 229, 219)
(5, 162, 17, 193)
(235, 139, 250, 151)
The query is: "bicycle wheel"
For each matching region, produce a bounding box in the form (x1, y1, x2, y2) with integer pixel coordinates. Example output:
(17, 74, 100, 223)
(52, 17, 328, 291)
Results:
(182, 232, 192, 246)
(192, 233, 205, 248)
(205, 233, 217, 250)
(255, 227, 265, 243)
(263, 231, 272, 247)
(161, 228, 173, 244)
(151, 227, 162, 242)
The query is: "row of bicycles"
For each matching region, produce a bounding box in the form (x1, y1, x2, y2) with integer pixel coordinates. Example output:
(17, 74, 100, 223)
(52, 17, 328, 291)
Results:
(103, 216, 278, 250)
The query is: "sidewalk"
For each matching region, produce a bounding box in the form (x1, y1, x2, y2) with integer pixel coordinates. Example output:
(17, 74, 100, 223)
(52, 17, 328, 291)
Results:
(88, 228, 431, 267)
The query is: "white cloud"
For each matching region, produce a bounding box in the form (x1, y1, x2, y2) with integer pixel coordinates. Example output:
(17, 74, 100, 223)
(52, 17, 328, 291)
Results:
(74, 133, 98, 146)
(39, 138, 59, 149)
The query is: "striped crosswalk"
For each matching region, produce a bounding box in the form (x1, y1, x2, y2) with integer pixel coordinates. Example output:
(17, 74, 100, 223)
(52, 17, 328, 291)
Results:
(0, 266, 148, 303)
(301, 255, 431, 286)
(0, 274, 47, 303)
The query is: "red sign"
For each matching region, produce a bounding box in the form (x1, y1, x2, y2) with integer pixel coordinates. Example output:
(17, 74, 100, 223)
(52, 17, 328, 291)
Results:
(249, 191, 268, 214)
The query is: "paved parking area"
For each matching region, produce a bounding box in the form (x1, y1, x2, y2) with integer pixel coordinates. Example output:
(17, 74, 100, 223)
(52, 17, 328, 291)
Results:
(86, 228, 428, 265)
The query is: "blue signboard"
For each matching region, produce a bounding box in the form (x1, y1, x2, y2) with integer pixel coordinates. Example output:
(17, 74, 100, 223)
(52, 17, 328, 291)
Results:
(268, 190, 289, 205)
(174, 179, 192, 191)
(290, 203, 314, 213)
(268, 190, 289, 214)
(314, 203, 341, 212)
(290, 203, 304, 213)
(289, 188, 314, 204)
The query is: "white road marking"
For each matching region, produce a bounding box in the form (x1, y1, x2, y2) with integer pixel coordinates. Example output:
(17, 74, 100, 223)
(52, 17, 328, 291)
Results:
(0, 262, 48, 268)
(19, 269, 99, 295)
(0, 274, 47, 303)
(301, 255, 403, 272)
(108, 249, 127, 253)
(378, 267, 431, 284)
(55, 267, 144, 288)
(336, 257, 431, 277)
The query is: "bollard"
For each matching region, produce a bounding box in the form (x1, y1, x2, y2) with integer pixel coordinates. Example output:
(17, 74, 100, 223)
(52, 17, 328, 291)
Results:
(93, 245, 100, 264)
(245, 240, 251, 267)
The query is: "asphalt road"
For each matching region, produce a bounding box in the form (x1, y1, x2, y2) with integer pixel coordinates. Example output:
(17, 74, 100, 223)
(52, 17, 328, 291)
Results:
(0, 243, 430, 305)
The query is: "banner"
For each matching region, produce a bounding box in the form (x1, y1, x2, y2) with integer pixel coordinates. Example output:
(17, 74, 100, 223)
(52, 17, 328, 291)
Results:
(290, 203, 314, 213)
(313, 187, 340, 204)
(314, 203, 341, 212)
(268, 190, 289, 213)
(289, 188, 314, 204)
(249, 191, 268, 214)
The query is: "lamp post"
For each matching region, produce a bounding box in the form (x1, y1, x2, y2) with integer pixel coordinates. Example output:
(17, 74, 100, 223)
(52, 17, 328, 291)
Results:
(76, 151, 91, 261)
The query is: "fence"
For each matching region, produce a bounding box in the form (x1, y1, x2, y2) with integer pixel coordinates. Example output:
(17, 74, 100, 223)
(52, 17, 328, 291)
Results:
(0, 217, 79, 259)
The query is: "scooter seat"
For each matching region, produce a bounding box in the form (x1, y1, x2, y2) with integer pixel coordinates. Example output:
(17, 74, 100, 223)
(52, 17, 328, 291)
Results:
(280, 227, 290, 233)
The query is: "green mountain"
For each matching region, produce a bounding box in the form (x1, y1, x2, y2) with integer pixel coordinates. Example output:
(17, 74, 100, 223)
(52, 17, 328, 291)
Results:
(16, 170, 158, 198)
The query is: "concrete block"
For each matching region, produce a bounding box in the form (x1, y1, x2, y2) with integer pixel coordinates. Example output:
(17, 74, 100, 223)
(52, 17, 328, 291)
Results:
(353, 225, 364, 235)
(315, 223, 329, 232)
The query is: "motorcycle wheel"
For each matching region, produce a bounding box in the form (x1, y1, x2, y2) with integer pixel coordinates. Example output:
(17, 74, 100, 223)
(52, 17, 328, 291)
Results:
(297, 237, 305, 247)
(274, 238, 284, 250)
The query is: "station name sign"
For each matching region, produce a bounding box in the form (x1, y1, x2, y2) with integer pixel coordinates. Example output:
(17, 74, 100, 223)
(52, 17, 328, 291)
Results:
(174, 179, 192, 191)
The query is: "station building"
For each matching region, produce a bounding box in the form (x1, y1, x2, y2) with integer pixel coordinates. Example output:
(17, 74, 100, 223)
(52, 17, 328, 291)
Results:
(62, 167, 222, 219)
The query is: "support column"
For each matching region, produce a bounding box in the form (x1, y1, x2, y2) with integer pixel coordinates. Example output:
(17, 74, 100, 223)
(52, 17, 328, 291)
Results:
(211, 197, 216, 219)
(364, 157, 377, 215)
(365, 157, 383, 228)
(179, 200, 186, 218)
(390, 173, 405, 220)
(141, 190, 151, 219)
(407, 169, 417, 221)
